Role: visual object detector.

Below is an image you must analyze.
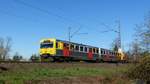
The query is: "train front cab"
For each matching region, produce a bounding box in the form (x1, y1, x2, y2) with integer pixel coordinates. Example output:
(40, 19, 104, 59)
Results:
(40, 39, 57, 62)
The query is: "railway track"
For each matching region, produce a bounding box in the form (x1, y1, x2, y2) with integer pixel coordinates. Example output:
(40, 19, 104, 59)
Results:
(0, 61, 43, 64)
(0, 61, 127, 65)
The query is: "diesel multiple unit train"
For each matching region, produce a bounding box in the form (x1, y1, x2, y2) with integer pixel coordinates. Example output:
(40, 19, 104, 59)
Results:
(40, 38, 127, 62)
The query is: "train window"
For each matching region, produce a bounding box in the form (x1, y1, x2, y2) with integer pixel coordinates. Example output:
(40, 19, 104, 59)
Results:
(63, 43, 66, 47)
(104, 51, 106, 54)
(115, 53, 117, 56)
(70, 44, 74, 50)
(56, 42, 58, 48)
(112, 52, 114, 55)
(75, 45, 79, 51)
(64, 43, 69, 49)
(84, 47, 87, 52)
(107, 51, 109, 54)
(73, 45, 75, 48)
(101, 50, 103, 54)
(106, 51, 108, 54)
(89, 48, 92, 52)
(110, 52, 112, 55)
(80, 46, 84, 52)
(104, 50, 105, 54)
(64, 43, 67, 47)
(96, 49, 99, 53)
(67, 44, 70, 48)
(93, 48, 96, 53)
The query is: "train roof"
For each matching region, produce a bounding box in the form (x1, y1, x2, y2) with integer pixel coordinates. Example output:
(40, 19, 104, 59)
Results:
(100, 48, 118, 52)
(56, 39, 99, 48)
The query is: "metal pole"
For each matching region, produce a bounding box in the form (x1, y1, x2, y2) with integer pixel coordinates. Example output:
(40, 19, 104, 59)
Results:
(117, 20, 121, 49)
(68, 27, 71, 42)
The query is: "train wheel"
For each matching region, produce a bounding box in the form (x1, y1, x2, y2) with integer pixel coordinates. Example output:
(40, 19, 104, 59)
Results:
(49, 57, 55, 62)
(96, 59, 100, 63)
(100, 59, 104, 63)
(64, 57, 70, 63)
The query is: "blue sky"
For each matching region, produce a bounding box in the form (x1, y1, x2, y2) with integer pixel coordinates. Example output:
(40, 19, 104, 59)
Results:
(0, 0, 150, 58)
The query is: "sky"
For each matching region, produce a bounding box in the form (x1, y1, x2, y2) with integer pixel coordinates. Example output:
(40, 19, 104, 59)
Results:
(0, 0, 150, 59)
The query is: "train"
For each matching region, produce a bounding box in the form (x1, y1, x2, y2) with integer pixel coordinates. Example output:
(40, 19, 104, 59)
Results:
(40, 38, 127, 62)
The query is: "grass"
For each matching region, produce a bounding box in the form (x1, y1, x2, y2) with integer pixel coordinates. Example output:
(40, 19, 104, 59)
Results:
(0, 63, 129, 84)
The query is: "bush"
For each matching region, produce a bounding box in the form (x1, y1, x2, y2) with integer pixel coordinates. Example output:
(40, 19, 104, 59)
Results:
(127, 55, 150, 82)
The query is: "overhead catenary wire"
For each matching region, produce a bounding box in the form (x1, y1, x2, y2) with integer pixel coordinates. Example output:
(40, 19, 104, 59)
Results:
(98, 20, 122, 50)
(0, 8, 27, 20)
(13, 0, 83, 27)
(13, 0, 91, 41)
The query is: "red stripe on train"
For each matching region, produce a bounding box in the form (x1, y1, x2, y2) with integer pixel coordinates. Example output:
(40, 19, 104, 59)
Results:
(63, 48, 70, 57)
(88, 52, 93, 60)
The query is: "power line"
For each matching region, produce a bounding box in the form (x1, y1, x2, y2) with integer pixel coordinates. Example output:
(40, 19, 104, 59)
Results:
(13, 0, 83, 26)
(68, 26, 88, 42)
(13, 0, 92, 43)
(0, 8, 39, 22)
(70, 27, 82, 38)
(98, 20, 122, 51)
(0, 9, 26, 20)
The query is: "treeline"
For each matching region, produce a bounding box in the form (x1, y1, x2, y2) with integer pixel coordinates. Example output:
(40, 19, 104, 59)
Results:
(0, 37, 40, 62)
(12, 52, 40, 62)
(125, 12, 150, 62)
(11, 53, 40, 62)
(126, 12, 150, 84)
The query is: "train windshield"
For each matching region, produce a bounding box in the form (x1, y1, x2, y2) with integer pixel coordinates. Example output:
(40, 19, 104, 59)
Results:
(40, 42, 53, 48)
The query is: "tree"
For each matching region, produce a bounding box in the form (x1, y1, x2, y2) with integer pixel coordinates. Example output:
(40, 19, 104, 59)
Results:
(0, 37, 12, 60)
(136, 12, 150, 52)
(131, 39, 142, 62)
(127, 56, 150, 84)
(13, 52, 23, 61)
(127, 12, 150, 84)
(0, 37, 4, 60)
(30, 54, 40, 62)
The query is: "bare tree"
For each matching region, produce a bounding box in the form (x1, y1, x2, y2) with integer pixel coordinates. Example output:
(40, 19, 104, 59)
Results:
(3, 37, 12, 60)
(136, 12, 150, 52)
(0, 37, 12, 60)
(0, 37, 4, 60)
(131, 39, 142, 62)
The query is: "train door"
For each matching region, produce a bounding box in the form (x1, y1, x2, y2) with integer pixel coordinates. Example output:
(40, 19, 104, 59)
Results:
(63, 43, 70, 57)
(88, 48, 93, 60)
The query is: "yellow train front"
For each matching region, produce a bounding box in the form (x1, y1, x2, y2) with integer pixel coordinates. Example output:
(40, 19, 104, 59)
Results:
(40, 39, 56, 62)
